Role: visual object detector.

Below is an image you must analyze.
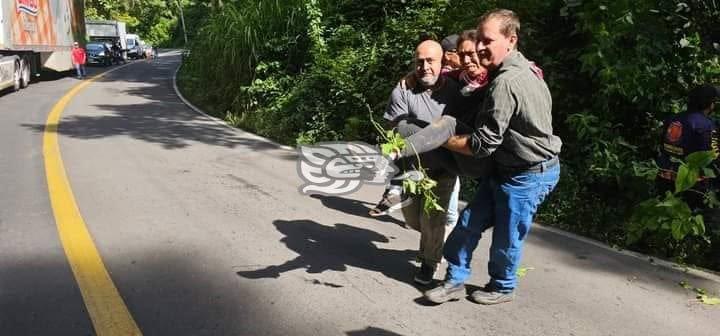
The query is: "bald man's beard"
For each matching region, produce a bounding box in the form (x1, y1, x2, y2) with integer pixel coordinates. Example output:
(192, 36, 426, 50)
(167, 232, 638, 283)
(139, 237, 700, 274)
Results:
(418, 74, 439, 88)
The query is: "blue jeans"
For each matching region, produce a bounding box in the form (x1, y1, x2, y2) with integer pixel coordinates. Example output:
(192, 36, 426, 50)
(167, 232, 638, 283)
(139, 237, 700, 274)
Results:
(75, 64, 86, 78)
(443, 162, 560, 292)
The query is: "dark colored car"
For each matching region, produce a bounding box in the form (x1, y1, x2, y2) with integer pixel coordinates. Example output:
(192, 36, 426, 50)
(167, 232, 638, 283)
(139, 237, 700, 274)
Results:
(86, 42, 113, 66)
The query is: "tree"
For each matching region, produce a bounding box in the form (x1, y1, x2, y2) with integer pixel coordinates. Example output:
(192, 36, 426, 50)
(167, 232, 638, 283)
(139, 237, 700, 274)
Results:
(85, 0, 192, 46)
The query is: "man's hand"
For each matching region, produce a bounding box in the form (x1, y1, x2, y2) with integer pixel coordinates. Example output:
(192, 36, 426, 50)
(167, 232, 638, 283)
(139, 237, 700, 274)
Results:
(399, 72, 417, 90)
(444, 135, 473, 156)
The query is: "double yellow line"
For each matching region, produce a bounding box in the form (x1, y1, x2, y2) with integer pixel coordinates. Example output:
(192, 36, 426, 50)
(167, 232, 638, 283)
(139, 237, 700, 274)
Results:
(43, 68, 142, 335)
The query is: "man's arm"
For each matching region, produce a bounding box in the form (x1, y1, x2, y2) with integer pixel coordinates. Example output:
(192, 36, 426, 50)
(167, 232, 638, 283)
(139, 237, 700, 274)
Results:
(444, 135, 473, 155)
(444, 80, 516, 157)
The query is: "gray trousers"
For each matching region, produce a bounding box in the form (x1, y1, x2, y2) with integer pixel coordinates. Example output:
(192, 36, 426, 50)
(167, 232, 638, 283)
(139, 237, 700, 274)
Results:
(401, 172, 457, 268)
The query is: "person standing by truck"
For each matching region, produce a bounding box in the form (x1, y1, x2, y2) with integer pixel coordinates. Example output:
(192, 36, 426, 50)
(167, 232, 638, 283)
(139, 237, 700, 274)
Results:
(71, 42, 86, 79)
(111, 41, 125, 64)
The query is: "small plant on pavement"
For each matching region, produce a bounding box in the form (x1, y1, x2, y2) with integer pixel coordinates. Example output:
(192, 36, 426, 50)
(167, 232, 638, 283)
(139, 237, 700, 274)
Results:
(516, 266, 535, 278)
(679, 280, 720, 305)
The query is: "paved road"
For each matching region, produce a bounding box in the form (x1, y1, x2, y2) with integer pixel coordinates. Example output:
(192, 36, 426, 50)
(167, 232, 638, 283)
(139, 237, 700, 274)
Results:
(1, 51, 718, 335)
(0, 67, 102, 335)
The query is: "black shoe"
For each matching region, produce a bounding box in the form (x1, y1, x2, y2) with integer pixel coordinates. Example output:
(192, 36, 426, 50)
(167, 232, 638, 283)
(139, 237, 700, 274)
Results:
(469, 284, 515, 305)
(413, 263, 435, 286)
(368, 191, 411, 217)
(424, 281, 466, 304)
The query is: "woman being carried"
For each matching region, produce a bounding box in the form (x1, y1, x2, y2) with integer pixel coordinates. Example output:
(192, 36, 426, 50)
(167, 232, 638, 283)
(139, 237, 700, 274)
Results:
(369, 29, 490, 216)
(389, 32, 545, 178)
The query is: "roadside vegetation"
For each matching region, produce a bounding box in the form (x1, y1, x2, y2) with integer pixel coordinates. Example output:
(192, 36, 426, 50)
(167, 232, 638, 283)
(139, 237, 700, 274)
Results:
(84, 0, 200, 46)
(110, 0, 720, 271)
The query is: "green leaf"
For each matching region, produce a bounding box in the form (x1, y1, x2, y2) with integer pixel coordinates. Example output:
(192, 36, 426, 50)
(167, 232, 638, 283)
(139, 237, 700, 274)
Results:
(423, 197, 442, 215)
(404, 179, 418, 194)
(430, 199, 444, 211)
(699, 295, 720, 305)
(657, 194, 682, 208)
(692, 215, 706, 235)
(670, 219, 686, 240)
(675, 165, 698, 194)
(420, 178, 437, 190)
(686, 151, 717, 169)
(516, 266, 534, 277)
(380, 143, 392, 156)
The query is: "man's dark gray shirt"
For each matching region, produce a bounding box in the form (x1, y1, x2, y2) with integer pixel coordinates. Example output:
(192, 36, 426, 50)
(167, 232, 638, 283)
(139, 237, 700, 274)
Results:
(384, 77, 461, 123)
(469, 51, 562, 168)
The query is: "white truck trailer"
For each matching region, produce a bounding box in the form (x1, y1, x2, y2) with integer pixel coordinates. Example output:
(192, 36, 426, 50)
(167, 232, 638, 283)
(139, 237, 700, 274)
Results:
(85, 19, 126, 60)
(0, 0, 85, 92)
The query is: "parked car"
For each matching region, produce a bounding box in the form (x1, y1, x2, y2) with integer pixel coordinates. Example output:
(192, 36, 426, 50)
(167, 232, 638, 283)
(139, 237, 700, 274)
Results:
(86, 42, 113, 66)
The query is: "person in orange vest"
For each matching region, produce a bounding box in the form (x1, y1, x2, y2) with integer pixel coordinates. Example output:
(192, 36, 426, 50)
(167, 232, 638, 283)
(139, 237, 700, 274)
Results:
(71, 41, 87, 79)
(656, 84, 720, 209)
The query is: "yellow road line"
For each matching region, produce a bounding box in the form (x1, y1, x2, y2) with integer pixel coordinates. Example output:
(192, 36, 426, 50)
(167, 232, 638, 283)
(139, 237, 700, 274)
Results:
(43, 69, 142, 335)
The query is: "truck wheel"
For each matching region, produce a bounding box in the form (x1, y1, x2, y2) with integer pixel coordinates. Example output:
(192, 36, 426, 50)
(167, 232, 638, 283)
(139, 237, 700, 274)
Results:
(20, 59, 31, 88)
(12, 61, 21, 92)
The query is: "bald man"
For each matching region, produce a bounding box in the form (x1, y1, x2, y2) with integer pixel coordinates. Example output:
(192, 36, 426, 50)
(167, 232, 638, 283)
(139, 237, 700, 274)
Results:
(373, 39, 463, 286)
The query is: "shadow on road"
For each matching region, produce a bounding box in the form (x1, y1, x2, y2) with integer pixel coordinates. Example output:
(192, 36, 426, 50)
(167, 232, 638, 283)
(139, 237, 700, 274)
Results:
(0, 62, 130, 98)
(0, 250, 276, 336)
(309, 194, 406, 227)
(20, 55, 295, 156)
(528, 226, 720, 295)
(346, 326, 407, 336)
(0, 69, 73, 97)
(26, 102, 266, 150)
(36, 69, 77, 83)
(236, 219, 419, 288)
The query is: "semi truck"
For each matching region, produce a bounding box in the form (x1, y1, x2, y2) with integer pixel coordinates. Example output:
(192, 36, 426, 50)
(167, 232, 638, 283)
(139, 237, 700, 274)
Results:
(85, 19, 126, 60)
(0, 0, 85, 93)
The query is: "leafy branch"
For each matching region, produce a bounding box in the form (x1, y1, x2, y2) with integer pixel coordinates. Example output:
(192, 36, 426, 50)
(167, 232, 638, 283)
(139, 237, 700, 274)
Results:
(369, 110, 444, 214)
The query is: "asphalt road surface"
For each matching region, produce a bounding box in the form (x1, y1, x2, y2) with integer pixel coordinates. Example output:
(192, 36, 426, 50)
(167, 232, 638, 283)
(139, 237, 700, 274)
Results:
(0, 51, 718, 336)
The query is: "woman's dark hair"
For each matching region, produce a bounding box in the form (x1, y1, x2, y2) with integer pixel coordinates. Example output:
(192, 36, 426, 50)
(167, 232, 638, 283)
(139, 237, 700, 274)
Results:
(688, 85, 720, 111)
(457, 29, 477, 49)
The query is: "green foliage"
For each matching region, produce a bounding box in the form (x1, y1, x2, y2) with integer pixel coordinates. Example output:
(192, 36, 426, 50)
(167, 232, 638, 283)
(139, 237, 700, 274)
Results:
(627, 193, 705, 243)
(627, 151, 716, 249)
(676, 151, 718, 193)
(178, 0, 720, 269)
(85, 0, 190, 46)
(370, 118, 406, 157)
